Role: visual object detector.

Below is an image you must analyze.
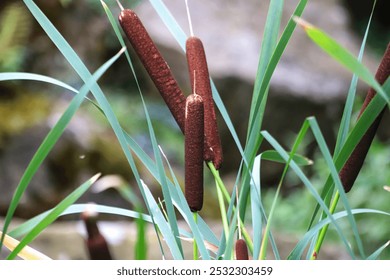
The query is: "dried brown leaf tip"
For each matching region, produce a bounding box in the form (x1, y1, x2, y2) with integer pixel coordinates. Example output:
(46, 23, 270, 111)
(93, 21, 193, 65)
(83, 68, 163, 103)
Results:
(185, 94, 204, 212)
(81, 204, 112, 260)
(339, 43, 389, 193)
(119, 9, 187, 132)
(235, 239, 249, 260)
(186, 36, 223, 169)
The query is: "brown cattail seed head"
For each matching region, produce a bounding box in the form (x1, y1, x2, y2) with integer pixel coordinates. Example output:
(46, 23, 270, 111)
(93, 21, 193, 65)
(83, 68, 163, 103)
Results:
(235, 239, 249, 260)
(185, 94, 204, 212)
(81, 204, 112, 260)
(186, 36, 223, 169)
(339, 43, 389, 193)
(119, 9, 186, 132)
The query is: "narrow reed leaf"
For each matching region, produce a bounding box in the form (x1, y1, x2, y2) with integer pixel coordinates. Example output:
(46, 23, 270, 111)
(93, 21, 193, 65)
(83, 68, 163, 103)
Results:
(294, 17, 389, 104)
(336, 80, 389, 167)
(0, 72, 77, 93)
(9, 204, 153, 239)
(261, 150, 312, 166)
(141, 93, 183, 255)
(148, 0, 187, 50)
(6, 174, 101, 260)
(248, 0, 284, 130)
(288, 209, 390, 260)
(367, 240, 390, 260)
(135, 211, 147, 260)
(221, 210, 239, 260)
(178, 237, 219, 253)
(101, 0, 135, 76)
(334, 1, 376, 155)
(250, 155, 262, 259)
(241, 0, 308, 221)
(307, 117, 366, 258)
(259, 119, 310, 260)
(0, 231, 51, 260)
(141, 181, 183, 260)
(339, 44, 389, 193)
(249, 0, 308, 134)
(243, 0, 286, 224)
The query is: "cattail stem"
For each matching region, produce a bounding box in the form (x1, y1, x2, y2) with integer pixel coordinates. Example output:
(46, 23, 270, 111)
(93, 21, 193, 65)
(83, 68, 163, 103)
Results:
(119, 9, 187, 132)
(235, 239, 249, 260)
(186, 36, 223, 169)
(185, 94, 204, 212)
(81, 205, 112, 260)
(339, 43, 389, 192)
(193, 212, 199, 260)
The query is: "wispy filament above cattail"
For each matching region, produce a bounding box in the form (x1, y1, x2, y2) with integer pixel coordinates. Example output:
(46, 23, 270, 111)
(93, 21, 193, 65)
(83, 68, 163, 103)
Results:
(185, 94, 204, 212)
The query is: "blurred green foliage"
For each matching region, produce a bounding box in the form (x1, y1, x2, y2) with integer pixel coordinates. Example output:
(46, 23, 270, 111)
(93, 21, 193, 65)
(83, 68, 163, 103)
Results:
(0, 3, 32, 72)
(262, 139, 390, 259)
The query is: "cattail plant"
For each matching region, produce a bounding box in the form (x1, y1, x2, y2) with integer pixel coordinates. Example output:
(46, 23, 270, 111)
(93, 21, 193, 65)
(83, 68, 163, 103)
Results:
(235, 239, 249, 260)
(185, 94, 205, 212)
(339, 43, 389, 192)
(118, 8, 187, 132)
(81, 204, 112, 260)
(186, 36, 223, 169)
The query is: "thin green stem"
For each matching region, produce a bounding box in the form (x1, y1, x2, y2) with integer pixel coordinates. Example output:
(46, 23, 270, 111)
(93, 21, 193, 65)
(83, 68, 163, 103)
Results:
(215, 177, 230, 244)
(259, 181, 282, 260)
(193, 212, 198, 260)
(311, 191, 340, 259)
(207, 162, 254, 253)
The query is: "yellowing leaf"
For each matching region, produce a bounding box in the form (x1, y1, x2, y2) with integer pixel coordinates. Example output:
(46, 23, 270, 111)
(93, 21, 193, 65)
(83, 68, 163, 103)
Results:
(0, 231, 51, 260)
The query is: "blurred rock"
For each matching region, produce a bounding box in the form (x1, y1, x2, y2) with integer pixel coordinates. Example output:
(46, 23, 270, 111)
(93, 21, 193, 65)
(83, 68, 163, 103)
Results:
(0, 95, 138, 218)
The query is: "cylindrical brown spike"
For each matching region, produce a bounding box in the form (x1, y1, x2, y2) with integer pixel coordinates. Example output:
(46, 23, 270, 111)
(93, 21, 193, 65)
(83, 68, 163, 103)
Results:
(81, 205, 112, 260)
(340, 43, 389, 193)
(186, 36, 223, 169)
(119, 9, 186, 132)
(235, 239, 249, 260)
(185, 94, 204, 212)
